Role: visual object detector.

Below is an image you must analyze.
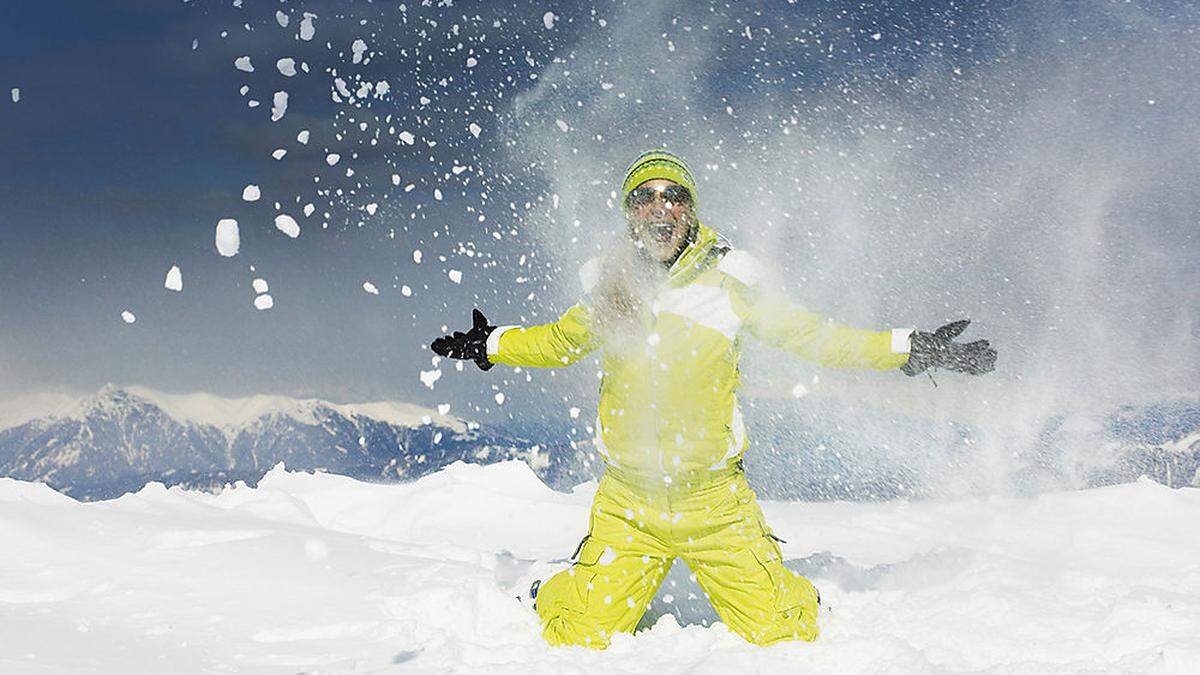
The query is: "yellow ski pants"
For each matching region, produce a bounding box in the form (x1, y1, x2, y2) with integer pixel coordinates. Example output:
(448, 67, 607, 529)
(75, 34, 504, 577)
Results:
(536, 468, 820, 648)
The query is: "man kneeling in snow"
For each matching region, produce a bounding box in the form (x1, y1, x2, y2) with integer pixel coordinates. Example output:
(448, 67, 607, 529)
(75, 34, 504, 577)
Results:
(432, 150, 996, 648)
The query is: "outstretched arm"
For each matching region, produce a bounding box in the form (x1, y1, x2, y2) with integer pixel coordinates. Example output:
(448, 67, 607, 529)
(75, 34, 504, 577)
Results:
(721, 251, 912, 371)
(487, 302, 598, 368)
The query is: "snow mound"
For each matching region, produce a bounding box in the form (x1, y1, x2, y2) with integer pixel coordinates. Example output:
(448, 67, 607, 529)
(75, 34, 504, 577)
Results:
(2, 463, 1199, 672)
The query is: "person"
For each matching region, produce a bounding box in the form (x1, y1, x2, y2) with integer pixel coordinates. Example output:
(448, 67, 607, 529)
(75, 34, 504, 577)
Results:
(431, 149, 996, 648)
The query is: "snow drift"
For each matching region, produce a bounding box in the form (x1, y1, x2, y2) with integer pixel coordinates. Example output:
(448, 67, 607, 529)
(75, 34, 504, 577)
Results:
(2, 461, 1198, 673)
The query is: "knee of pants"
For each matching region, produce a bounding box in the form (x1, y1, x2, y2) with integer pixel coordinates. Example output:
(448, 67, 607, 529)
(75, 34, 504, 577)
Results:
(734, 568, 821, 646)
(535, 567, 606, 649)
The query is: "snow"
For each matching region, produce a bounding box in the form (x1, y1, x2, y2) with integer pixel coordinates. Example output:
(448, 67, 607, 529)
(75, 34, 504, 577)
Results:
(270, 91, 288, 122)
(241, 184, 260, 201)
(234, 56, 253, 72)
(419, 369, 442, 389)
(10, 87, 19, 103)
(275, 10, 288, 28)
(326, 153, 340, 166)
(2, 463, 1197, 672)
(362, 281, 379, 295)
(120, 310, 135, 324)
(543, 12, 557, 30)
(271, 148, 286, 160)
(296, 129, 310, 144)
(351, 39, 368, 65)
(448, 269, 462, 284)
(555, 119, 569, 132)
(273, 214, 300, 238)
(164, 265, 183, 292)
(276, 58, 296, 77)
(398, 130, 415, 145)
(298, 13, 316, 41)
(412, 249, 422, 264)
(252, 278, 269, 294)
(253, 294, 274, 311)
(215, 219, 239, 257)
(469, 122, 482, 138)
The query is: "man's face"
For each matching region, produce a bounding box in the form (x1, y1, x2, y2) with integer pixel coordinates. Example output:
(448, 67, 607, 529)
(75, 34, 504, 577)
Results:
(624, 179, 695, 263)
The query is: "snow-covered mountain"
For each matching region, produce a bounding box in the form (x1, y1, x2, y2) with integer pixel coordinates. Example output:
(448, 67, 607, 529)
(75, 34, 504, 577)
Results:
(2, 460, 1198, 672)
(0, 385, 598, 500)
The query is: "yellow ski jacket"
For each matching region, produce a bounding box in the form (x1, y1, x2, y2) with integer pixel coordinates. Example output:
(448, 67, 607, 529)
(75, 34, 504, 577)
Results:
(486, 223, 912, 487)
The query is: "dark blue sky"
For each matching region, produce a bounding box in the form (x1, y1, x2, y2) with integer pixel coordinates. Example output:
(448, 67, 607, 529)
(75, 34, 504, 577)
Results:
(2, 1, 1197, 432)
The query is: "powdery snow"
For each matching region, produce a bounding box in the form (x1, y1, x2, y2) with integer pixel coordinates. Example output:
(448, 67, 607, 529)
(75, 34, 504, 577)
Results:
(274, 214, 300, 238)
(215, 219, 239, 257)
(2, 463, 1197, 673)
(270, 91, 288, 122)
(298, 13, 316, 41)
(164, 265, 183, 292)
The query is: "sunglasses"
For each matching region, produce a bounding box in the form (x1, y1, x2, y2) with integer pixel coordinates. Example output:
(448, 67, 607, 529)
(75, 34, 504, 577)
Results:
(624, 184, 694, 209)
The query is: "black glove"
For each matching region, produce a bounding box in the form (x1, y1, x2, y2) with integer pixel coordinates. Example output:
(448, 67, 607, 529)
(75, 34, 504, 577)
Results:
(901, 319, 996, 377)
(431, 309, 496, 371)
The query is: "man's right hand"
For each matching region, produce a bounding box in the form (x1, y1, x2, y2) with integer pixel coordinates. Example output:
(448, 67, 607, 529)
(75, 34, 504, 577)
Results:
(431, 309, 496, 371)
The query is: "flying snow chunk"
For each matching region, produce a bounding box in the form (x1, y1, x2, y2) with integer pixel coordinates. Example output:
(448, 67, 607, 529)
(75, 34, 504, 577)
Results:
(164, 265, 183, 292)
(351, 39, 368, 64)
(234, 56, 254, 72)
(434, 188, 443, 201)
(299, 13, 316, 41)
(271, 148, 286, 160)
(401, 285, 412, 296)
(398, 131, 415, 145)
(872, 32, 882, 40)
(569, 407, 581, 419)
(495, 392, 505, 405)
(555, 119, 569, 132)
(448, 269, 462, 284)
(326, 153, 340, 166)
(437, 404, 451, 415)
(419, 369, 442, 389)
(252, 278, 269, 294)
(215, 219, 240, 257)
(297, 129, 310, 144)
(412, 249, 422, 264)
(791, 383, 809, 398)
(242, 185, 260, 201)
(276, 58, 296, 77)
(274, 214, 300, 238)
(391, 174, 401, 186)
(121, 310, 136, 324)
(362, 281, 379, 295)
(469, 123, 482, 138)
(543, 12, 556, 29)
(303, 203, 315, 217)
(254, 294, 274, 311)
(275, 10, 289, 28)
(366, 203, 378, 216)
(10, 88, 19, 103)
(466, 57, 477, 68)
(271, 91, 288, 122)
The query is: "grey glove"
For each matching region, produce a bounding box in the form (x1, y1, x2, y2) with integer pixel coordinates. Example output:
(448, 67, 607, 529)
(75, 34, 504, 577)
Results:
(901, 319, 996, 377)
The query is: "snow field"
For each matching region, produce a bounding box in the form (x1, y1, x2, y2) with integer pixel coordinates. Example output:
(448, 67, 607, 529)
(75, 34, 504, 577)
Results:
(2, 462, 1198, 673)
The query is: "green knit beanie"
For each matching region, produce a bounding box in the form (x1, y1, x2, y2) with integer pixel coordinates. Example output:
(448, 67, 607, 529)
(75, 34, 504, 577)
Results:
(621, 150, 698, 206)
